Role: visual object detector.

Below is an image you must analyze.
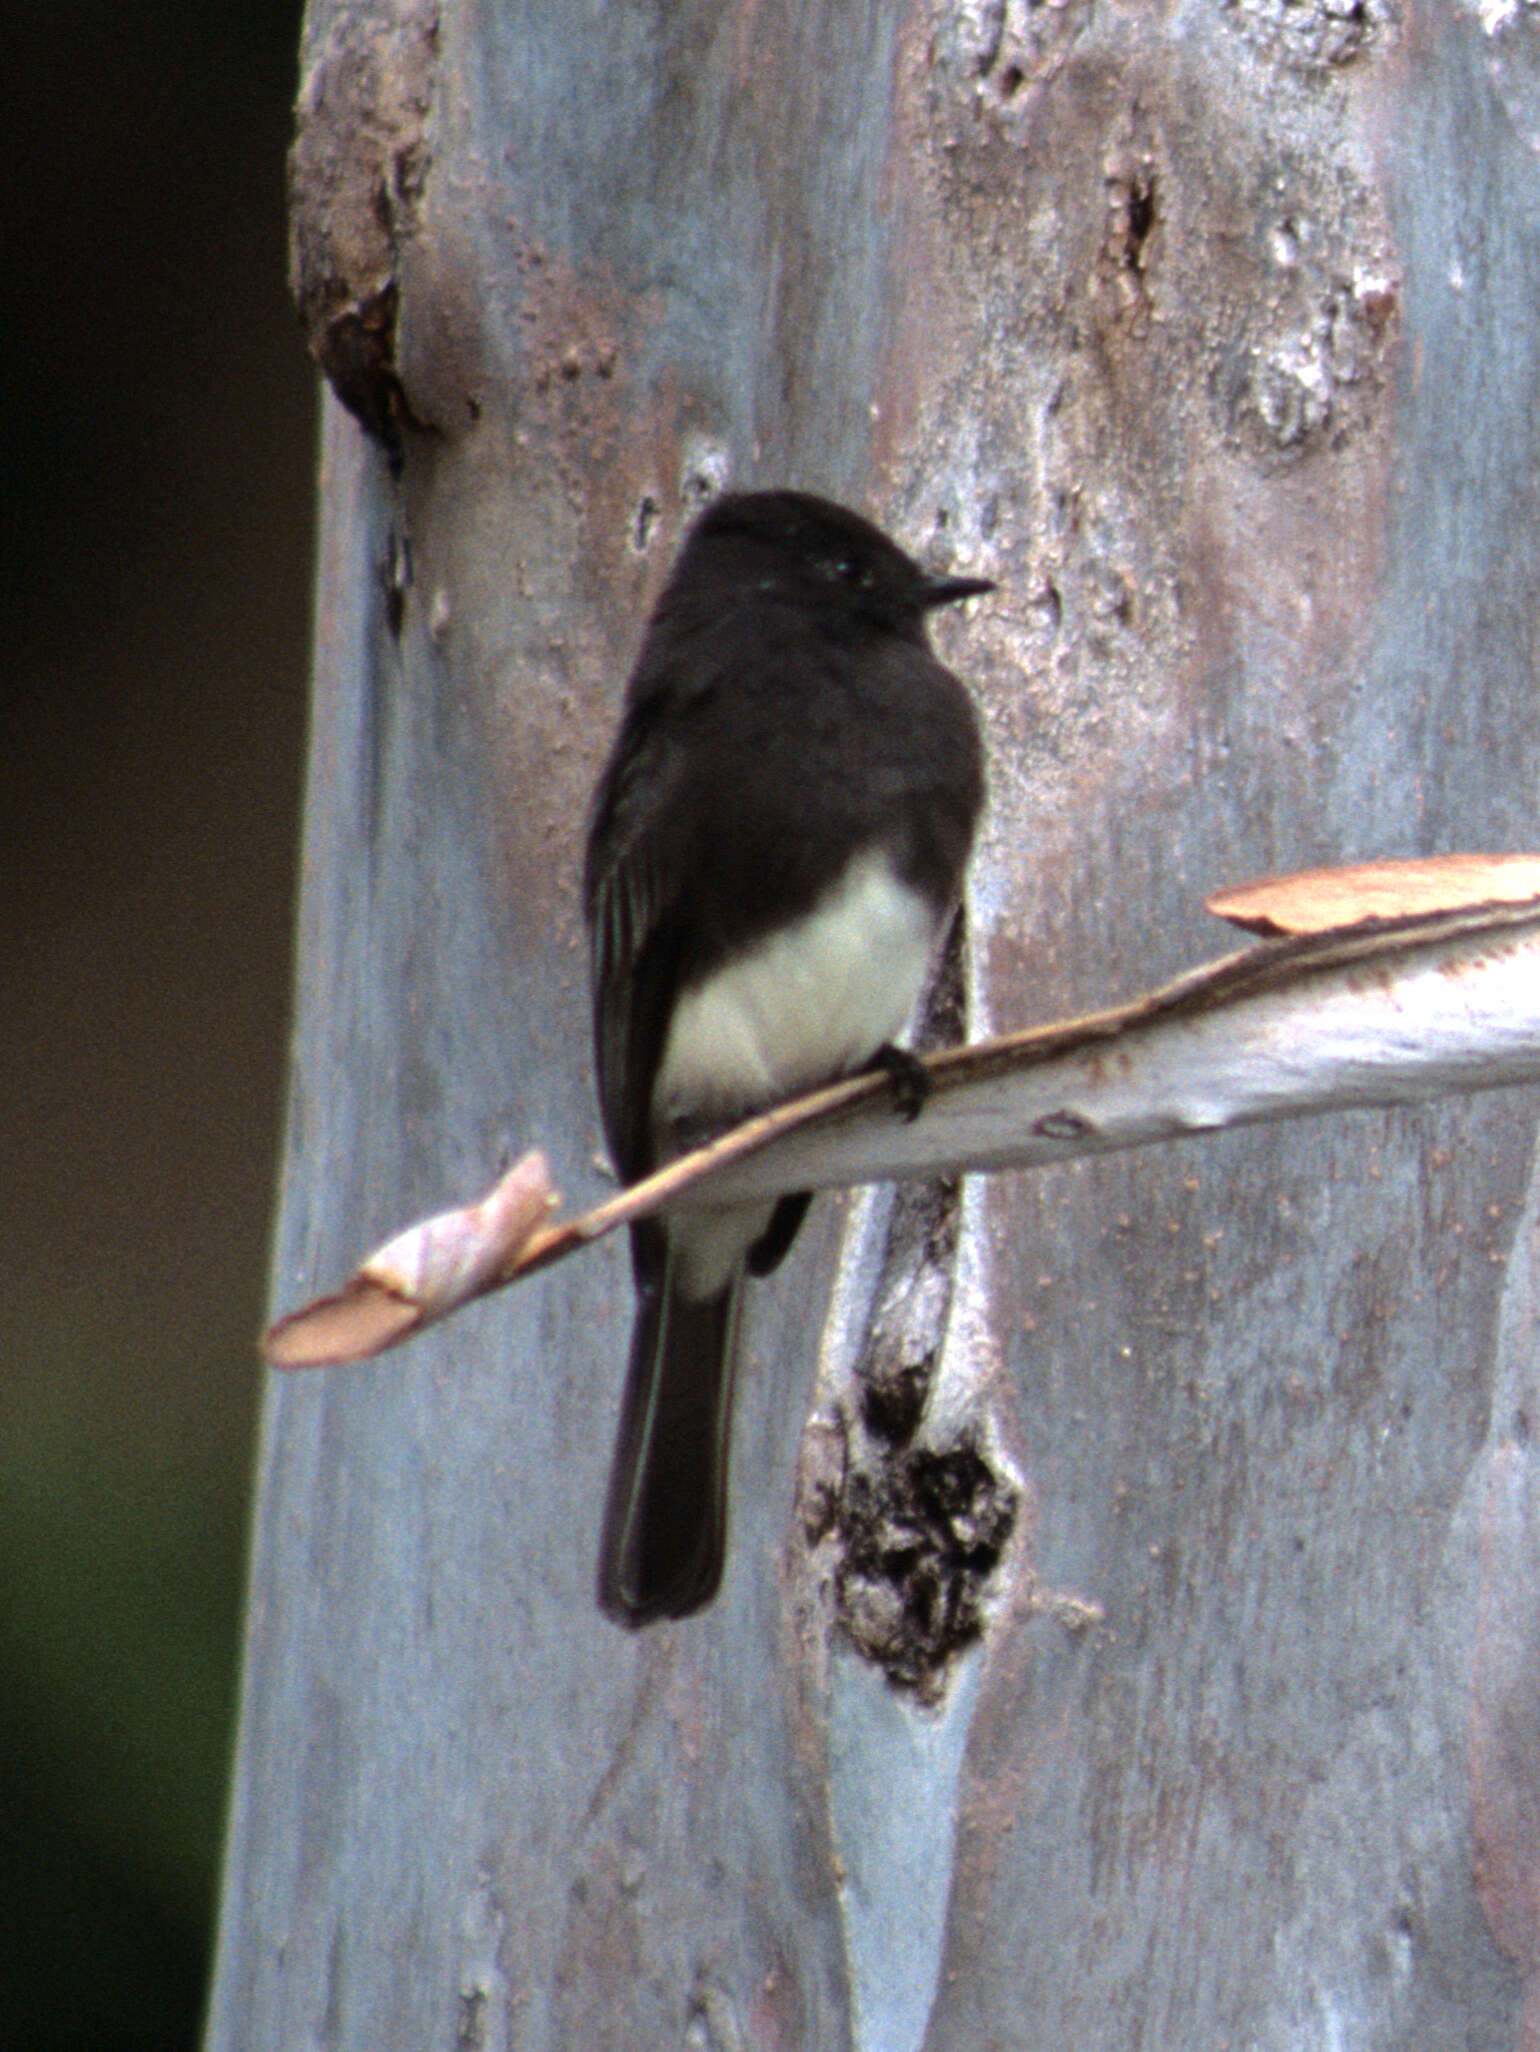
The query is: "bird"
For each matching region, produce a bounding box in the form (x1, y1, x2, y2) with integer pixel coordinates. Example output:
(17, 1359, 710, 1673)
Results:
(583, 488, 990, 1625)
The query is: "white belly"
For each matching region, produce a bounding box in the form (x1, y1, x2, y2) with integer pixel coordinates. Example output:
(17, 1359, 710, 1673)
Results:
(654, 847, 939, 1126)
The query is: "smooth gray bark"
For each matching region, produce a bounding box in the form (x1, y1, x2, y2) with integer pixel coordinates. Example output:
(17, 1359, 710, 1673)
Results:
(211, 4, 1540, 2046)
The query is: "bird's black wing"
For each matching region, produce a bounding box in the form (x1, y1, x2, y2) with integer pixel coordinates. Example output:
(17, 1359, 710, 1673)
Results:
(583, 707, 690, 1192)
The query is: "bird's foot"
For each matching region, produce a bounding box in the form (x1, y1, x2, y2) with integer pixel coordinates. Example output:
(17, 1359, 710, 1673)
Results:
(865, 1042, 930, 1121)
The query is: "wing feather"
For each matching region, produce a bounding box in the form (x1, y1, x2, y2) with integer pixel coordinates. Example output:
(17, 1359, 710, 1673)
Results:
(584, 725, 688, 1187)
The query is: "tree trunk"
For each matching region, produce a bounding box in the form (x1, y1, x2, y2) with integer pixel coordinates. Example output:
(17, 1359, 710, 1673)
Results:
(209, 4, 1540, 2045)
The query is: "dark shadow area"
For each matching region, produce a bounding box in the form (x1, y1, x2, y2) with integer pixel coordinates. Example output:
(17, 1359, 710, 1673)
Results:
(1, 6, 313, 2045)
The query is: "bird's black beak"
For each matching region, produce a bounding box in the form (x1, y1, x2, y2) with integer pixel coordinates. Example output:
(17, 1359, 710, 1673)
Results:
(920, 573, 995, 610)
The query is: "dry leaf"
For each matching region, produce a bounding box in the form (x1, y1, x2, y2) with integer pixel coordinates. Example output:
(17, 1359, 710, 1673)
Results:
(263, 1151, 556, 1368)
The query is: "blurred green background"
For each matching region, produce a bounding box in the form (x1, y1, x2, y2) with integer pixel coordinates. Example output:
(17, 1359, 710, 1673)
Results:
(3, 6, 313, 2046)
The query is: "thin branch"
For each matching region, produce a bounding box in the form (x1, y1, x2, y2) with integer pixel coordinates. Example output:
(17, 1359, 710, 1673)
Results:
(264, 862, 1540, 1369)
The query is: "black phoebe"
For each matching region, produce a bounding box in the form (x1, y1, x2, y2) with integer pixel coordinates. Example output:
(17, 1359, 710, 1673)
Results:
(584, 489, 990, 1625)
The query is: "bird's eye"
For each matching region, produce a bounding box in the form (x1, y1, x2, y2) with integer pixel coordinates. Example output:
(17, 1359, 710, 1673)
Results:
(823, 555, 874, 589)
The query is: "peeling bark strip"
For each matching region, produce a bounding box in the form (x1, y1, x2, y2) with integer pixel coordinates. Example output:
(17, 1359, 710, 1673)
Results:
(852, 1173, 964, 1448)
(288, 0, 439, 459)
(850, 911, 971, 1447)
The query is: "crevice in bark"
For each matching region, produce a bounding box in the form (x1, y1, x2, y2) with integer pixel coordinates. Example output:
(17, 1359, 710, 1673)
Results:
(832, 1433, 1017, 1701)
(825, 908, 1018, 1699)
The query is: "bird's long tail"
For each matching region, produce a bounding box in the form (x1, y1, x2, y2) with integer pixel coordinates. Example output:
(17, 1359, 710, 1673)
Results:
(597, 1253, 742, 1626)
